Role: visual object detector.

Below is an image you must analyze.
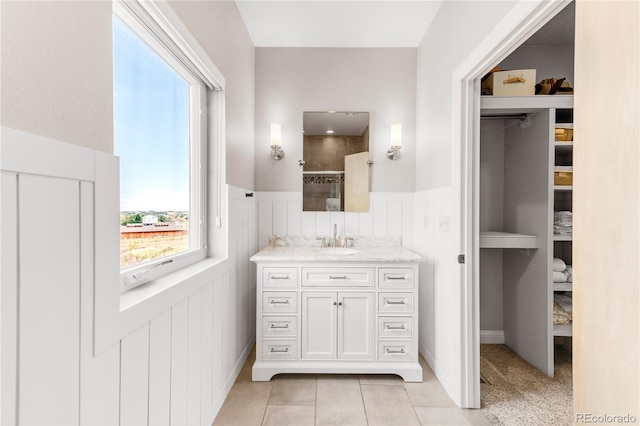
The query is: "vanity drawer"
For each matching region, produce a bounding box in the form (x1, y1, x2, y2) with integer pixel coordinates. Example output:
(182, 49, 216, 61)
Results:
(263, 267, 298, 288)
(262, 340, 297, 361)
(378, 316, 413, 338)
(378, 268, 413, 289)
(262, 316, 297, 338)
(378, 292, 414, 313)
(378, 341, 413, 362)
(301, 267, 374, 287)
(262, 292, 297, 313)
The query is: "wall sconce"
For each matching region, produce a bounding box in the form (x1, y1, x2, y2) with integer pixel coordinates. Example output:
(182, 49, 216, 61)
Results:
(270, 123, 284, 160)
(387, 123, 402, 160)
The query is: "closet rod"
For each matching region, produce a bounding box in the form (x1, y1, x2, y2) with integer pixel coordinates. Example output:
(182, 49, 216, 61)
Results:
(480, 113, 528, 121)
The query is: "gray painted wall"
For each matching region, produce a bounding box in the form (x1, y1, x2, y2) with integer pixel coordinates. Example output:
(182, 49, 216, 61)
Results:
(1, 1, 113, 153)
(169, 1, 256, 190)
(498, 44, 575, 89)
(479, 120, 506, 331)
(415, 1, 518, 191)
(254, 47, 417, 192)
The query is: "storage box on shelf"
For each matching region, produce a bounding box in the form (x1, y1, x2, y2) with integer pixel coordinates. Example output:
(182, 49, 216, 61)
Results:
(482, 69, 536, 96)
(555, 127, 573, 142)
(554, 166, 573, 186)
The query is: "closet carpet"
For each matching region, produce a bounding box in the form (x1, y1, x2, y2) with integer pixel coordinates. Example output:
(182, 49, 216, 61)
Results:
(480, 344, 572, 426)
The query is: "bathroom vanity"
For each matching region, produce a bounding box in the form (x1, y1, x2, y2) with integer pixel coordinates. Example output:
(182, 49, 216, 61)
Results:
(250, 236, 424, 382)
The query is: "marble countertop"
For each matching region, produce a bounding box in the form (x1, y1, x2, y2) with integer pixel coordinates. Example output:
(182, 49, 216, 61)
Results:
(250, 245, 424, 263)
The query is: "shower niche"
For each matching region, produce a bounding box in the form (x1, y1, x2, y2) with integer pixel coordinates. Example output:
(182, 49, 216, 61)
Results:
(302, 111, 370, 212)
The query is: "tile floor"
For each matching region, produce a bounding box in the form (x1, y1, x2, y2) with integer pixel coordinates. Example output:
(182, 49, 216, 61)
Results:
(213, 348, 491, 426)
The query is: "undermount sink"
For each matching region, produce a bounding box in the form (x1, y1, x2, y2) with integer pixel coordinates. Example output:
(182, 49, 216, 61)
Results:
(315, 248, 360, 255)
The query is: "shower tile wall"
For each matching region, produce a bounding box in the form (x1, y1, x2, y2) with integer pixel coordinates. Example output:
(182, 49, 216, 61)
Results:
(303, 135, 367, 171)
(302, 132, 368, 211)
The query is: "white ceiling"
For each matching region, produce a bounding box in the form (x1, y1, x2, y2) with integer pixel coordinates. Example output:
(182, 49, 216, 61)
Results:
(234, 1, 444, 48)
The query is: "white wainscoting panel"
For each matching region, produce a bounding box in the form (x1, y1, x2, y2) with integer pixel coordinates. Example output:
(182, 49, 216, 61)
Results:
(148, 310, 172, 425)
(170, 298, 189, 425)
(19, 174, 80, 425)
(255, 192, 415, 250)
(413, 187, 464, 407)
(187, 291, 204, 425)
(1, 172, 19, 426)
(79, 180, 120, 425)
(120, 324, 150, 426)
(200, 283, 215, 421)
(1, 128, 257, 425)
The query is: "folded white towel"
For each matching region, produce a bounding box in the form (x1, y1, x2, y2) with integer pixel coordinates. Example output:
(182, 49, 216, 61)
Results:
(565, 266, 573, 283)
(553, 271, 568, 282)
(553, 258, 567, 272)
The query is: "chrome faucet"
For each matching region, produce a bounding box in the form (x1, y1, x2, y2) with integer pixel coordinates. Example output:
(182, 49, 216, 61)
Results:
(332, 224, 338, 247)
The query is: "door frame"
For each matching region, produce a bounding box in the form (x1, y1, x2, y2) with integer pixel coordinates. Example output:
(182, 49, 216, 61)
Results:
(452, 0, 573, 408)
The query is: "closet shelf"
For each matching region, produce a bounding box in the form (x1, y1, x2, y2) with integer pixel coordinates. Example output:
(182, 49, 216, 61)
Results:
(553, 234, 572, 241)
(554, 282, 573, 292)
(480, 95, 574, 114)
(554, 185, 573, 191)
(554, 142, 574, 152)
(553, 323, 572, 337)
(479, 232, 538, 249)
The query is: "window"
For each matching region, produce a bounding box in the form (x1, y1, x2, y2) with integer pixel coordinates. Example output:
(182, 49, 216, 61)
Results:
(113, 2, 208, 291)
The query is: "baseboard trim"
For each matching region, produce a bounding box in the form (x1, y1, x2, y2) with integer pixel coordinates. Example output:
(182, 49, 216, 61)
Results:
(480, 330, 505, 344)
(419, 340, 436, 371)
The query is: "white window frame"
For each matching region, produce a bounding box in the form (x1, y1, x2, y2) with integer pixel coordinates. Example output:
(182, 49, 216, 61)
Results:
(113, 1, 209, 292)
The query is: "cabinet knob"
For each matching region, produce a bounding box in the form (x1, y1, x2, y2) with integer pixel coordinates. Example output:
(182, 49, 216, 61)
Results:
(338, 302, 343, 306)
(333, 301, 337, 306)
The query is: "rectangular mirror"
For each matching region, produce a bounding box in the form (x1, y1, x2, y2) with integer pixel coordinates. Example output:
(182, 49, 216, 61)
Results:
(302, 111, 370, 212)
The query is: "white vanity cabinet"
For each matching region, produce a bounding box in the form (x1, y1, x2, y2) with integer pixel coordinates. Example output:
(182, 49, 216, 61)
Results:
(301, 291, 374, 361)
(251, 255, 422, 382)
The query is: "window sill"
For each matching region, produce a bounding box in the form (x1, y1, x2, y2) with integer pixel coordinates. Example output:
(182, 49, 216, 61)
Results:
(115, 257, 231, 338)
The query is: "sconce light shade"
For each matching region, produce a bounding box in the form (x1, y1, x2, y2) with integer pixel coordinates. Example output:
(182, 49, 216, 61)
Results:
(270, 123, 282, 147)
(270, 123, 284, 160)
(390, 123, 402, 147)
(387, 123, 402, 160)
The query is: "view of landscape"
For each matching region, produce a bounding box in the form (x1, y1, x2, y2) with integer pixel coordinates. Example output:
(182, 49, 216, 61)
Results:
(120, 211, 189, 269)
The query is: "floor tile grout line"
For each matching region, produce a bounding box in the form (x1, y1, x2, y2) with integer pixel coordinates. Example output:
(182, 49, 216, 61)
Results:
(314, 376, 318, 426)
(260, 384, 273, 426)
(403, 381, 424, 425)
(358, 377, 371, 426)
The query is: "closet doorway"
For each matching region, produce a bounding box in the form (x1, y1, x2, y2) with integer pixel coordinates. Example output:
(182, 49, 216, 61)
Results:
(454, 0, 576, 411)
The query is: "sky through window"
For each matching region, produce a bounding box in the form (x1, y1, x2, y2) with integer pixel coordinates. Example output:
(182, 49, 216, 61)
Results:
(113, 16, 190, 212)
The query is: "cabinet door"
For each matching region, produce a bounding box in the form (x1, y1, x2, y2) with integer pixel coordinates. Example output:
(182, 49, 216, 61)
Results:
(301, 292, 337, 360)
(337, 292, 374, 360)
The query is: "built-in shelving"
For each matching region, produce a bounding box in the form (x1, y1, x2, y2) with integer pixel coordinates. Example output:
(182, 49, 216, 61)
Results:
(481, 95, 574, 114)
(478, 94, 574, 377)
(479, 231, 539, 249)
(552, 113, 574, 342)
(554, 282, 573, 292)
(554, 142, 574, 152)
(553, 323, 573, 337)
